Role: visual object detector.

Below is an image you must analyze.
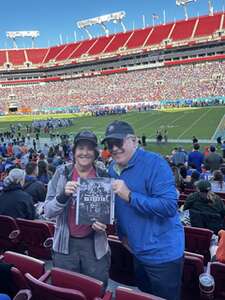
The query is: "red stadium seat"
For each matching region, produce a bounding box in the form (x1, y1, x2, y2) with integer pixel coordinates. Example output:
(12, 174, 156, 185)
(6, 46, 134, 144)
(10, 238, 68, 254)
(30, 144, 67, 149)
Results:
(26, 267, 112, 300)
(25, 273, 87, 300)
(182, 252, 204, 300)
(115, 287, 165, 300)
(184, 226, 213, 265)
(210, 262, 225, 300)
(0, 251, 45, 298)
(0, 215, 21, 252)
(16, 218, 53, 259)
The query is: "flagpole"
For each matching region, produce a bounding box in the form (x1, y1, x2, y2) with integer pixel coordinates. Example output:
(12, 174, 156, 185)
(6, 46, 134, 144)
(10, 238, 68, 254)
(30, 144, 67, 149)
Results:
(142, 15, 146, 29)
(163, 10, 166, 25)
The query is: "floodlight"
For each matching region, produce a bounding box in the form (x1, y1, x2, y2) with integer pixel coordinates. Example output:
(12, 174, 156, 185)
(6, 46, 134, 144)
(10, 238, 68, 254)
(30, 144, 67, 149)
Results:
(176, 0, 197, 20)
(6, 31, 40, 48)
(77, 11, 126, 38)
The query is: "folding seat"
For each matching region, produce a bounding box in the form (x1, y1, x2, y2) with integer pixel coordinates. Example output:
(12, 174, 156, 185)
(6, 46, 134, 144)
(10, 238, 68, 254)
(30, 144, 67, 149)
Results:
(184, 226, 213, 264)
(210, 262, 225, 300)
(181, 252, 204, 300)
(24, 274, 87, 300)
(16, 218, 54, 259)
(0, 215, 20, 252)
(0, 251, 45, 298)
(25, 267, 112, 300)
(108, 236, 135, 286)
(114, 287, 165, 300)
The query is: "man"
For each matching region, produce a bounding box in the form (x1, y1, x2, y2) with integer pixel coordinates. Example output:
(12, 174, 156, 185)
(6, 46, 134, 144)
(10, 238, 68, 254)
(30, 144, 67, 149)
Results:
(188, 143, 204, 173)
(102, 120, 184, 300)
(23, 162, 46, 204)
(44, 130, 110, 288)
(172, 145, 187, 166)
(204, 145, 223, 172)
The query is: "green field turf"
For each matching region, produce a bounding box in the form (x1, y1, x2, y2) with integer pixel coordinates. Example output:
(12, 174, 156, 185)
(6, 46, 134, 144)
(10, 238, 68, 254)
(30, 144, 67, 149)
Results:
(0, 106, 224, 141)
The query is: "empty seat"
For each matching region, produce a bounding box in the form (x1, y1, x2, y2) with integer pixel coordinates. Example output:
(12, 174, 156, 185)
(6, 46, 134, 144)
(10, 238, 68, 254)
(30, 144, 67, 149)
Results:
(210, 262, 225, 300)
(25, 273, 86, 300)
(16, 219, 53, 259)
(0, 215, 20, 252)
(115, 287, 165, 300)
(0, 251, 45, 298)
(26, 267, 112, 300)
(184, 226, 213, 264)
(182, 252, 204, 300)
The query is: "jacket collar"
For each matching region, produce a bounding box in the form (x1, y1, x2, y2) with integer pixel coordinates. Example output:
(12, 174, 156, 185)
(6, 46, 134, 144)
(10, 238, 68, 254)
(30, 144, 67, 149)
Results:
(113, 147, 140, 175)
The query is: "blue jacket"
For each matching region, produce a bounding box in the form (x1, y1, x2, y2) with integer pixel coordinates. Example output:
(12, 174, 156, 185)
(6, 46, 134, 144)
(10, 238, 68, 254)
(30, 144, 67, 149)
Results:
(109, 148, 184, 265)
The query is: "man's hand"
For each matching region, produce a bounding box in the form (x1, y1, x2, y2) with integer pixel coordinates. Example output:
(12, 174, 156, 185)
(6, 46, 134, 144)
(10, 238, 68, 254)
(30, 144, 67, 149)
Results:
(64, 181, 79, 196)
(112, 179, 130, 202)
(92, 221, 107, 232)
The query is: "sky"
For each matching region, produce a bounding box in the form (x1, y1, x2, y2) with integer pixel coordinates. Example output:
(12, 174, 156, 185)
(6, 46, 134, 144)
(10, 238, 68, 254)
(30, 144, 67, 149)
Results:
(0, 0, 224, 49)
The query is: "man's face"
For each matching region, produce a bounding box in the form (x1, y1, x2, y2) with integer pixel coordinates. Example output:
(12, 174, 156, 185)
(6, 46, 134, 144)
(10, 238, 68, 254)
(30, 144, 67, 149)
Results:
(74, 141, 95, 169)
(106, 136, 137, 167)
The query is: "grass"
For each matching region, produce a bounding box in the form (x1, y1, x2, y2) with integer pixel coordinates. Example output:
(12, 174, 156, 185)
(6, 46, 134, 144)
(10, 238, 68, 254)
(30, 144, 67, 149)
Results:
(0, 106, 224, 156)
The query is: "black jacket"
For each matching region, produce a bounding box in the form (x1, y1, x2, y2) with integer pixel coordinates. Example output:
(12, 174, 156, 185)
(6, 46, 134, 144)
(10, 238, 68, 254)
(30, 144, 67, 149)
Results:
(23, 176, 46, 204)
(0, 183, 35, 220)
(184, 192, 225, 233)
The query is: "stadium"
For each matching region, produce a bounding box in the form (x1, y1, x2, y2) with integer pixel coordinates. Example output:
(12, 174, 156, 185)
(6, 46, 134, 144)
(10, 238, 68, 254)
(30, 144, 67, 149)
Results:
(0, 0, 225, 299)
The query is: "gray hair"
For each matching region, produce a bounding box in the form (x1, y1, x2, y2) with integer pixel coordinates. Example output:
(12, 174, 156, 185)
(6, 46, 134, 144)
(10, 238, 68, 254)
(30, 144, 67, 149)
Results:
(3, 168, 26, 187)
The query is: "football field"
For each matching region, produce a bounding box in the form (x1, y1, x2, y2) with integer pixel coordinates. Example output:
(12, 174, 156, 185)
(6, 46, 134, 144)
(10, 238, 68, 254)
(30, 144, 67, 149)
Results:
(0, 106, 224, 155)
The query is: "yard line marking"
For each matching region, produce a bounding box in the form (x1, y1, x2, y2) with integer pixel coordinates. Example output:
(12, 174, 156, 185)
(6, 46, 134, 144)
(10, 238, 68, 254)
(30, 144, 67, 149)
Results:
(147, 113, 187, 138)
(177, 108, 212, 139)
(211, 113, 225, 141)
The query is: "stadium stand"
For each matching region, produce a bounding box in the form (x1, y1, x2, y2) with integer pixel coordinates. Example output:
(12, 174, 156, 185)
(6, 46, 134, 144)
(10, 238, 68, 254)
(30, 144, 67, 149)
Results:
(25, 48, 48, 65)
(0, 59, 224, 111)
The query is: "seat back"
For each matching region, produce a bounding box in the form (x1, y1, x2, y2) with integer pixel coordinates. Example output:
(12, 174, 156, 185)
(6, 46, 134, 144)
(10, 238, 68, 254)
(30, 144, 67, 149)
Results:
(51, 267, 103, 300)
(0, 251, 45, 297)
(25, 273, 87, 300)
(184, 226, 213, 264)
(115, 287, 165, 300)
(108, 237, 135, 286)
(16, 218, 53, 259)
(210, 262, 225, 299)
(2, 251, 45, 278)
(0, 215, 20, 251)
(182, 252, 204, 300)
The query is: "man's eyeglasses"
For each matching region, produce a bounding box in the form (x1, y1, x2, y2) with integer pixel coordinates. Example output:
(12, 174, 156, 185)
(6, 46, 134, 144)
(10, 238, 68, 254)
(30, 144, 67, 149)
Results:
(106, 139, 124, 151)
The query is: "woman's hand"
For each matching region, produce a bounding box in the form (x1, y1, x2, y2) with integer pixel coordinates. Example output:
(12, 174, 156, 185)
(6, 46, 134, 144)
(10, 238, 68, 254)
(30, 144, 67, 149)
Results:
(64, 181, 79, 196)
(92, 221, 107, 232)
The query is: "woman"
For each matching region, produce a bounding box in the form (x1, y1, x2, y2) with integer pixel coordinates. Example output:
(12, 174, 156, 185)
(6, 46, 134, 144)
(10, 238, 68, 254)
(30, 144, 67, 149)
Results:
(183, 180, 225, 234)
(44, 130, 110, 289)
(210, 170, 225, 193)
(0, 168, 35, 219)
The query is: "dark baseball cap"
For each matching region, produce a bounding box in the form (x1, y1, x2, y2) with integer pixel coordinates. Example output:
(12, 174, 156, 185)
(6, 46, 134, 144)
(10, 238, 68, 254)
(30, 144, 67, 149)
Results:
(101, 121, 135, 144)
(74, 130, 98, 147)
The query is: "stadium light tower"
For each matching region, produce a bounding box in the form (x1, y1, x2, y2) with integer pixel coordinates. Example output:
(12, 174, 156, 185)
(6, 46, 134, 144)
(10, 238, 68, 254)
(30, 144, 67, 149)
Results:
(77, 11, 126, 39)
(176, 0, 197, 20)
(6, 31, 40, 48)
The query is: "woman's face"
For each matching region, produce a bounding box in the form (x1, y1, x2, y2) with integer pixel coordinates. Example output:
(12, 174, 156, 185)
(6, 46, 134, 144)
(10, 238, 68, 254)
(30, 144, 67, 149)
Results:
(74, 141, 95, 169)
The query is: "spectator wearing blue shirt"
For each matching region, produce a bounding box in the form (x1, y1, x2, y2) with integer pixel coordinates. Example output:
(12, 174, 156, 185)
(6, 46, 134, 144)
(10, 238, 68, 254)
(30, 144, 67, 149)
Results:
(188, 143, 204, 173)
(102, 121, 184, 300)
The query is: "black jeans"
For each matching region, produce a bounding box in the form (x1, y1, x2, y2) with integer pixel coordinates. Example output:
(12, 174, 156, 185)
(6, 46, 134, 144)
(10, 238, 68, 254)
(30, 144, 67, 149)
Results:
(134, 256, 184, 300)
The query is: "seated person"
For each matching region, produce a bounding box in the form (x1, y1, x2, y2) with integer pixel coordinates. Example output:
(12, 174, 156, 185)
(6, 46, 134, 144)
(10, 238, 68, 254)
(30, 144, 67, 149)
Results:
(183, 180, 225, 234)
(210, 170, 225, 193)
